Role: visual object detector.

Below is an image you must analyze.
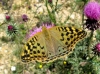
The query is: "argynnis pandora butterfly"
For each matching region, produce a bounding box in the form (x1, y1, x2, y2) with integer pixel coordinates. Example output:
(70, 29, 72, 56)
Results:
(21, 26, 87, 63)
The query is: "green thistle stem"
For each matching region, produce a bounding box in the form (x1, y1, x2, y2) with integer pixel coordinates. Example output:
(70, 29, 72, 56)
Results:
(74, 51, 80, 74)
(12, 31, 25, 59)
(45, 0, 56, 24)
(25, 22, 29, 32)
(55, 0, 58, 11)
(87, 31, 94, 57)
(82, 2, 85, 29)
(0, 21, 7, 26)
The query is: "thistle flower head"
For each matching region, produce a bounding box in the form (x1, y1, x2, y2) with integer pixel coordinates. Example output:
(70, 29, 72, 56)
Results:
(5, 15, 11, 21)
(7, 24, 17, 36)
(8, 25, 13, 31)
(84, 1, 100, 20)
(22, 14, 28, 22)
(26, 22, 55, 40)
(95, 43, 100, 52)
(93, 43, 100, 56)
(84, 1, 100, 31)
(48, 0, 52, 3)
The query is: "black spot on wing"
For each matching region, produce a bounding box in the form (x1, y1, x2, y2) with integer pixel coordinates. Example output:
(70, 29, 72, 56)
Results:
(65, 42, 68, 45)
(60, 33, 64, 41)
(33, 46, 37, 48)
(24, 50, 28, 54)
(37, 43, 40, 46)
(70, 35, 73, 38)
(68, 27, 73, 34)
(42, 52, 45, 55)
(37, 43, 44, 49)
(57, 27, 68, 32)
(37, 50, 40, 53)
(66, 32, 69, 36)
(33, 51, 36, 54)
(26, 43, 30, 49)
(75, 28, 79, 32)
(67, 38, 70, 41)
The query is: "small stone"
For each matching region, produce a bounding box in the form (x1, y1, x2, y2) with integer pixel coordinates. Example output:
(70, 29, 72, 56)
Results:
(24, 70, 30, 74)
(4, 69, 8, 74)
(0, 65, 5, 70)
(0, 14, 5, 23)
(0, 47, 1, 51)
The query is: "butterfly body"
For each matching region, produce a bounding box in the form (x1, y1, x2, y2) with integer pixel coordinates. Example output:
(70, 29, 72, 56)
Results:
(21, 26, 87, 63)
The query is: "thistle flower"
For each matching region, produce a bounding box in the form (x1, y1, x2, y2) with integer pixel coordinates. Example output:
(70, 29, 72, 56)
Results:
(84, 1, 100, 31)
(8, 25, 13, 30)
(26, 22, 55, 40)
(84, 1, 100, 20)
(95, 43, 100, 52)
(22, 14, 28, 22)
(5, 15, 11, 21)
(93, 43, 100, 56)
(48, 0, 52, 3)
(7, 24, 17, 35)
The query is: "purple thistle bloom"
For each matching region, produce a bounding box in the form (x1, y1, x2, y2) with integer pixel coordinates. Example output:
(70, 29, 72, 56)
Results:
(22, 14, 28, 22)
(26, 22, 55, 40)
(84, 1, 100, 31)
(6, 15, 11, 21)
(7, 25, 17, 35)
(93, 43, 100, 56)
(48, 0, 52, 3)
(95, 43, 100, 52)
(8, 25, 13, 31)
(84, 1, 100, 20)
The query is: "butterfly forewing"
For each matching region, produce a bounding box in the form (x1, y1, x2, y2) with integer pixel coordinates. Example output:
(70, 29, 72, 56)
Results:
(21, 32, 48, 63)
(21, 26, 87, 63)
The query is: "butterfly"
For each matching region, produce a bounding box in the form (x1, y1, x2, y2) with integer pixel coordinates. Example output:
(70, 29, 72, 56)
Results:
(21, 26, 87, 63)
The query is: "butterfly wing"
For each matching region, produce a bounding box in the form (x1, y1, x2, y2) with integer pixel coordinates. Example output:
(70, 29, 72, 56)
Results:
(44, 26, 87, 62)
(21, 31, 49, 63)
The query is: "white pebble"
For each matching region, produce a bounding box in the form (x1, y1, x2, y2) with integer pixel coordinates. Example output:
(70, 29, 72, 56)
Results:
(4, 69, 8, 74)
(0, 47, 1, 51)
(0, 14, 5, 23)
